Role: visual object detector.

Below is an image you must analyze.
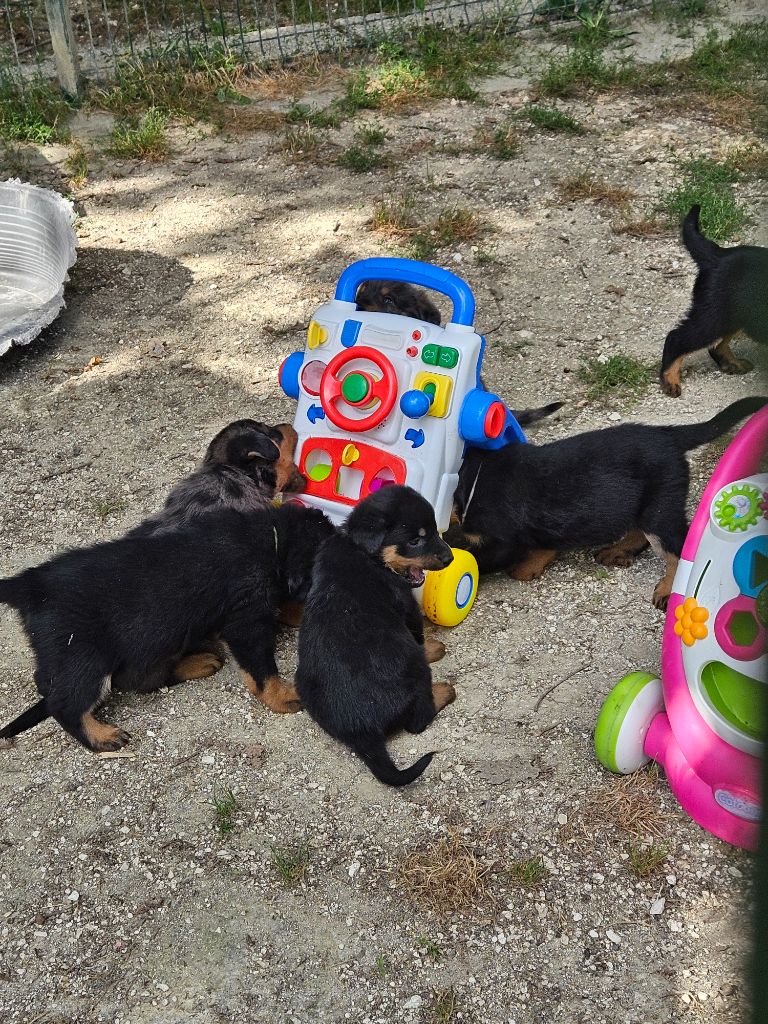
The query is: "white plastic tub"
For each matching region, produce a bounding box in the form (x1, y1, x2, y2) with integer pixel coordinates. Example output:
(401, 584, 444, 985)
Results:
(0, 179, 78, 356)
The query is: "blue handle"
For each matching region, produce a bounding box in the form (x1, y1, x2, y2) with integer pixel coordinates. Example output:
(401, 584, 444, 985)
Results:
(335, 257, 476, 327)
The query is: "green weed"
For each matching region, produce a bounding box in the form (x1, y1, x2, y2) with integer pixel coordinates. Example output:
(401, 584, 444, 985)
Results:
(489, 122, 521, 160)
(356, 122, 387, 147)
(374, 954, 390, 978)
(109, 107, 168, 159)
(519, 103, 584, 133)
(94, 497, 127, 522)
(286, 101, 341, 128)
(658, 156, 748, 242)
(65, 141, 89, 186)
(579, 354, 653, 400)
(338, 144, 385, 172)
(415, 935, 444, 961)
(506, 856, 548, 888)
(0, 78, 71, 143)
(539, 45, 638, 97)
(211, 789, 239, 836)
(282, 123, 322, 160)
(430, 986, 458, 1024)
(627, 842, 669, 878)
(271, 843, 310, 884)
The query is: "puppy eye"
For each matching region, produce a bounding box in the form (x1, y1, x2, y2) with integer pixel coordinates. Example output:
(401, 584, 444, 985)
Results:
(407, 536, 422, 548)
(383, 296, 397, 310)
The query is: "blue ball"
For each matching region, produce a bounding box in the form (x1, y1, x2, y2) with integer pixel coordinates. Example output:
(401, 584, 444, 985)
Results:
(400, 389, 432, 419)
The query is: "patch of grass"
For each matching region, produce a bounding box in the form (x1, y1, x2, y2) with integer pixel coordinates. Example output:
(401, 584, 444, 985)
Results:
(286, 100, 341, 128)
(585, 768, 676, 840)
(506, 856, 548, 888)
(372, 193, 418, 236)
(94, 497, 127, 522)
(415, 935, 444, 960)
(725, 143, 768, 180)
(211, 789, 239, 836)
(374, 954, 389, 978)
(334, 71, 382, 117)
(489, 122, 521, 160)
(557, 171, 635, 206)
(356, 122, 387, 147)
(109, 107, 168, 160)
(65, 141, 89, 187)
(613, 216, 669, 238)
(579, 354, 653, 400)
(338, 144, 385, 172)
(282, 123, 322, 160)
(0, 78, 72, 143)
(410, 207, 485, 258)
(93, 48, 248, 121)
(430, 987, 458, 1024)
(271, 843, 310, 885)
(519, 103, 584, 133)
(627, 841, 669, 878)
(397, 830, 494, 915)
(681, 24, 768, 96)
(658, 156, 748, 242)
(538, 45, 638, 97)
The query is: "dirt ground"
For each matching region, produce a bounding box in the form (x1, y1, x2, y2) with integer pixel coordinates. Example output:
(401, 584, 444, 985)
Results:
(1, 4, 767, 1023)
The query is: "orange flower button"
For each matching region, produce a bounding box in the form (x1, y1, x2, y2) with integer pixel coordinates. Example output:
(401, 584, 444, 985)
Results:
(674, 596, 709, 647)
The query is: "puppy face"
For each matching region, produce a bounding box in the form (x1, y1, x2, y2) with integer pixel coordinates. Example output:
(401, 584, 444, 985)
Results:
(346, 485, 453, 587)
(355, 281, 441, 326)
(203, 419, 306, 494)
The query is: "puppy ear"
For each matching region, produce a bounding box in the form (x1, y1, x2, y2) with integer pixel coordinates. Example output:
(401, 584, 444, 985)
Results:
(244, 434, 280, 462)
(347, 509, 388, 555)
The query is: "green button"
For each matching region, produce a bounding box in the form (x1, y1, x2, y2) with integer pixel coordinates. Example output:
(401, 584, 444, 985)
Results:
(341, 372, 369, 403)
(438, 346, 458, 369)
(421, 344, 440, 365)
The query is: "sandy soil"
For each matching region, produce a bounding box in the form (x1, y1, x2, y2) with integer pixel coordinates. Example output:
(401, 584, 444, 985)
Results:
(1, 5, 766, 1023)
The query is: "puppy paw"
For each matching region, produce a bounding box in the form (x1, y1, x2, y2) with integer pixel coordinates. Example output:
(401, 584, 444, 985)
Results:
(721, 357, 754, 376)
(660, 376, 682, 398)
(432, 682, 456, 711)
(424, 637, 446, 664)
(246, 673, 303, 714)
(652, 586, 671, 611)
(174, 651, 225, 681)
(595, 548, 633, 568)
(90, 726, 131, 752)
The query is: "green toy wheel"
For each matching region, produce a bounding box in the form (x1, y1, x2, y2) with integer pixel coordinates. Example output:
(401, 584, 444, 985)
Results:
(595, 672, 664, 774)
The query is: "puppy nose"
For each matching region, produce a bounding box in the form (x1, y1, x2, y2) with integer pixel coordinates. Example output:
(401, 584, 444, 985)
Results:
(437, 543, 454, 568)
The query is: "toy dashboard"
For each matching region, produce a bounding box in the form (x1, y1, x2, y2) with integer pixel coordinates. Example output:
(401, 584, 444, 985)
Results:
(278, 257, 524, 532)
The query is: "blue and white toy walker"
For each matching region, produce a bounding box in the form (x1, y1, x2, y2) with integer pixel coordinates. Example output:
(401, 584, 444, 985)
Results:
(279, 257, 525, 626)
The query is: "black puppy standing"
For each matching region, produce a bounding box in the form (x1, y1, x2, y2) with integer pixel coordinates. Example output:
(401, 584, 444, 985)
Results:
(660, 205, 768, 397)
(447, 397, 766, 609)
(296, 485, 455, 787)
(0, 504, 333, 751)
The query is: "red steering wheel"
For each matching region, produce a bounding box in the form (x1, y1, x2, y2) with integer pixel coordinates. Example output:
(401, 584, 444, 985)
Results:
(320, 346, 398, 432)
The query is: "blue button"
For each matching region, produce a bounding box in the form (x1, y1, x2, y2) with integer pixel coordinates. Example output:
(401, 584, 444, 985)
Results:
(733, 536, 768, 598)
(340, 319, 363, 348)
(405, 428, 425, 449)
(400, 389, 432, 419)
(307, 404, 326, 424)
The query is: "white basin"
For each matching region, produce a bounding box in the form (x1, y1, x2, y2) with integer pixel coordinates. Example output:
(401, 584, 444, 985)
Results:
(0, 179, 77, 356)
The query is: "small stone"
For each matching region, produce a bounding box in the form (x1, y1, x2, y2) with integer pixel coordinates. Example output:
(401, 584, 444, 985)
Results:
(606, 930, 621, 945)
(402, 995, 423, 1010)
(348, 860, 361, 879)
(201, 755, 215, 765)
(697, 992, 708, 1002)
(67, 890, 80, 902)
(557, 813, 567, 825)
(666, 874, 677, 886)
(650, 897, 666, 916)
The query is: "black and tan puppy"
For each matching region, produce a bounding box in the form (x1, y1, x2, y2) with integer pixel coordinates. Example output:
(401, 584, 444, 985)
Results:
(661, 205, 768, 397)
(0, 504, 334, 751)
(129, 418, 305, 538)
(355, 279, 563, 429)
(125, 418, 307, 690)
(295, 485, 455, 787)
(446, 397, 766, 609)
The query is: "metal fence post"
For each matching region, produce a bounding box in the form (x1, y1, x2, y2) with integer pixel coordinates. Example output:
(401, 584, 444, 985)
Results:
(44, 0, 81, 97)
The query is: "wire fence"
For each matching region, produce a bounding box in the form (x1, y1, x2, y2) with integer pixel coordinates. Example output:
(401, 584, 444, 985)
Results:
(1, 0, 637, 92)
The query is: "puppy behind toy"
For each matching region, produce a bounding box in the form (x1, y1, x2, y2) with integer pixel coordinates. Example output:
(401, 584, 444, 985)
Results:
(355, 279, 563, 429)
(447, 397, 767, 609)
(296, 485, 455, 787)
(660, 205, 768, 397)
(0, 504, 333, 751)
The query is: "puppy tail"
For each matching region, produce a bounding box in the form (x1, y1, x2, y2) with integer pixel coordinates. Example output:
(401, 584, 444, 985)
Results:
(0, 699, 50, 742)
(348, 734, 435, 787)
(681, 204, 723, 268)
(512, 402, 565, 428)
(667, 397, 768, 451)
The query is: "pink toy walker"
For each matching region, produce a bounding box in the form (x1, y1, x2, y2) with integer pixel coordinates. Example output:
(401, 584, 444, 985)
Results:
(595, 407, 767, 850)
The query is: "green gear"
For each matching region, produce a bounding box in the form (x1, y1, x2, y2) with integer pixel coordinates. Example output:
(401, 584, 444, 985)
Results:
(757, 587, 768, 629)
(713, 483, 763, 532)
